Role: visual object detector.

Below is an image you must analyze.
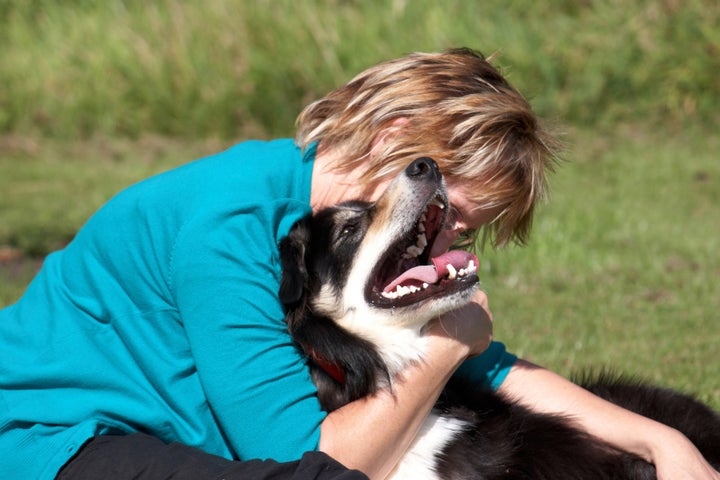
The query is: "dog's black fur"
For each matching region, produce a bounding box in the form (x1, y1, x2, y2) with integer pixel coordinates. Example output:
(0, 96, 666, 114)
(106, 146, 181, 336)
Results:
(279, 158, 720, 479)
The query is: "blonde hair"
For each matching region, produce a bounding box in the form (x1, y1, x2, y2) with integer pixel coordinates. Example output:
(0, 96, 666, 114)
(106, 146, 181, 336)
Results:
(295, 48, 561, 247)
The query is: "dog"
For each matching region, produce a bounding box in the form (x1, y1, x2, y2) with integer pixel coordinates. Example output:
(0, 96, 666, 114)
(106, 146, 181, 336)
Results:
(279, 157, 720, 479)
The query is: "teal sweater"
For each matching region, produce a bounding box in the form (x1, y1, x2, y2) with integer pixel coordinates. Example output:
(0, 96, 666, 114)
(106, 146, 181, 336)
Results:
(0, 139, 516, 479)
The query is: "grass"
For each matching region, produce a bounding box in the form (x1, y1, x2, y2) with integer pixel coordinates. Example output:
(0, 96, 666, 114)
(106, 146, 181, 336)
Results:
(0, 135, 226, 255)
(1, 1, 718, 138)
(482, 125, 720, 408)
(0, 0, 718, 408)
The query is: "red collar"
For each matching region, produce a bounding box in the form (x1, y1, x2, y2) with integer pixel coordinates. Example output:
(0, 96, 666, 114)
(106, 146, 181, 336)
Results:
(306, 347, 346, 385)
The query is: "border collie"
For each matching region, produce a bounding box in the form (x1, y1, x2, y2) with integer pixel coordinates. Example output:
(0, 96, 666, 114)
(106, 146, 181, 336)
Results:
(279, 157, 720, 479)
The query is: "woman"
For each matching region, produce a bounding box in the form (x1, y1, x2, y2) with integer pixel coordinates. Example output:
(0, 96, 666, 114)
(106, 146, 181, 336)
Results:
(0, 48, 716, 480)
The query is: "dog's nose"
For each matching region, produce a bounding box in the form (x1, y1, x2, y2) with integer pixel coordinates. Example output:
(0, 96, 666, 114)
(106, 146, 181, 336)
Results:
(406, 157, 440, 180)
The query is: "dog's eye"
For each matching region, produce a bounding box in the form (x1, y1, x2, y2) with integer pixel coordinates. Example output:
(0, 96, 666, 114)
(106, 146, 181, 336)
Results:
(339, 224, 356, 237)
(334, 220, 361, 244)
(331, 207, 369, 245)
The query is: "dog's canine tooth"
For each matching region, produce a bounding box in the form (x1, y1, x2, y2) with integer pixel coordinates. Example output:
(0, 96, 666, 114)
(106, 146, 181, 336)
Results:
(446, 264, 457, 280)
(429, 197, 445, 209)
(457, 259, 478, 278)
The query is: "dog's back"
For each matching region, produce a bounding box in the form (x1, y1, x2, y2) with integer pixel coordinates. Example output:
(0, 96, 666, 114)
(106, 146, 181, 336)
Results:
(433, 375, 720, 479)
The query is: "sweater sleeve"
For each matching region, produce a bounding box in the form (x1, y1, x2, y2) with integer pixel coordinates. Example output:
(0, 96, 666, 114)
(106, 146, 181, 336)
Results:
(454, 341, 518, 390)
(171, 200, 323, 462)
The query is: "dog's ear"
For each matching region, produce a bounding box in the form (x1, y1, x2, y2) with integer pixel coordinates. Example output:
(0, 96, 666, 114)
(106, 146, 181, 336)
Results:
(278, 218, 311, 307)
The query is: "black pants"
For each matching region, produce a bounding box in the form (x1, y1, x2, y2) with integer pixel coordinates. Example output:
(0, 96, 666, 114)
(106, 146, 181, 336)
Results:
(56, 433, 368, 480)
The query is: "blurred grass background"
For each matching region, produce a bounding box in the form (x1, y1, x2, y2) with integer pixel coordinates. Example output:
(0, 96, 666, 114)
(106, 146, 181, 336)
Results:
(1, 0, 718, 407)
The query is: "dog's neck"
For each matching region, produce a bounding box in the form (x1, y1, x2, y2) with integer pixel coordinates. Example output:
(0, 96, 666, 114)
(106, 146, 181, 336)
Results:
(337, 319, 429, 380)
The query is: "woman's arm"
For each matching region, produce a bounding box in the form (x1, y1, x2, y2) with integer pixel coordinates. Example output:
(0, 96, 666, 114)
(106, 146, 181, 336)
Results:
(499, 359, 720, 480)
(319, 334, 467, 479)
(319, 291, 493, 480)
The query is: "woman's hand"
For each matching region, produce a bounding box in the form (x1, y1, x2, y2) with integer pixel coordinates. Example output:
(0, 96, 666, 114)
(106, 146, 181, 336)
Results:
(501, 361, 720, 480)
(651, 428, 720, 480)
(425, 288, 493, 359)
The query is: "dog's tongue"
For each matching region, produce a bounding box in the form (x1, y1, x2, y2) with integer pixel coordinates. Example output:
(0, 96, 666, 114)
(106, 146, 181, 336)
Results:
(383, 250, 479, 293)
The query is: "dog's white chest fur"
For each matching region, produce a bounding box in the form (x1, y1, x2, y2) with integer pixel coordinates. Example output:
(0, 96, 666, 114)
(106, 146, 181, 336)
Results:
(388, 412, 469, 480)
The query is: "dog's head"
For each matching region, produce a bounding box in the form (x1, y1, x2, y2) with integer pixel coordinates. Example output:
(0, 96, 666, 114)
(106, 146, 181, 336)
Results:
(279, 158, 479, 379)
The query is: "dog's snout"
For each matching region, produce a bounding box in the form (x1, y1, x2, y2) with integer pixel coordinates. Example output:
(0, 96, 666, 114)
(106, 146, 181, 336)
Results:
(406, 157, 440, 181)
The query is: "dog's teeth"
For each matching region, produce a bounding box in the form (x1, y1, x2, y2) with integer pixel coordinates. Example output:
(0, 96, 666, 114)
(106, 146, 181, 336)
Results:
(416, 233, 427, 248)
(381, 276, 442, 300)
(453, 260, 478, 279)
(418, 214, 427, 233)
(406, 245, 423, 257)
(382, 282, 428, 300)
(429, 198, 445, 209)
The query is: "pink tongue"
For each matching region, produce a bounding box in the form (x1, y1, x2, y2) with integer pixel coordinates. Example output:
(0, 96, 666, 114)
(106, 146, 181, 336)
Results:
(382, 250, 479, 293)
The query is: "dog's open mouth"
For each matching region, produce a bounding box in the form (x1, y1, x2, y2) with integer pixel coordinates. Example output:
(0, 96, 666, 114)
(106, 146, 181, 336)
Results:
(367, 194, 479, 308)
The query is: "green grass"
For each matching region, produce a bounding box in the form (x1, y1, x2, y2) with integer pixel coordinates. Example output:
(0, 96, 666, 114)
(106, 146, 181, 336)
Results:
(1, 0, 718, 138)
(0, 0, 718, 408)
(482, 125, 720, 408)
(0, 136, 226, 255)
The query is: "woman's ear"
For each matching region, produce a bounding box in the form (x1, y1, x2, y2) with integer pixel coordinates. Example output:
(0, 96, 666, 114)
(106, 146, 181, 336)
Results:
(369, 117, 410, 158)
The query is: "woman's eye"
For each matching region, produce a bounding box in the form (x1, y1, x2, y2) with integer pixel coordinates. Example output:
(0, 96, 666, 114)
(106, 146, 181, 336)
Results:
(452, 229, 478, 250)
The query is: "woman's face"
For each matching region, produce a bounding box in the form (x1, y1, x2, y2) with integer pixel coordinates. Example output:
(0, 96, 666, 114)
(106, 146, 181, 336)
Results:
(429, 184, 502, 257)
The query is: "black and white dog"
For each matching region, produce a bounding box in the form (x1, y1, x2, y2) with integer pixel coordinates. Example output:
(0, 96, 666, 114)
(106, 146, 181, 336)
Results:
(279, 157, 720, 479)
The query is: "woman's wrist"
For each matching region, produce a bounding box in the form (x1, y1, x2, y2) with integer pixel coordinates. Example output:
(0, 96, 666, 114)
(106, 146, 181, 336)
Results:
(422, 327, 474, 366)
(642, 423, 691, 463)
(424, 290, 494, 360)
